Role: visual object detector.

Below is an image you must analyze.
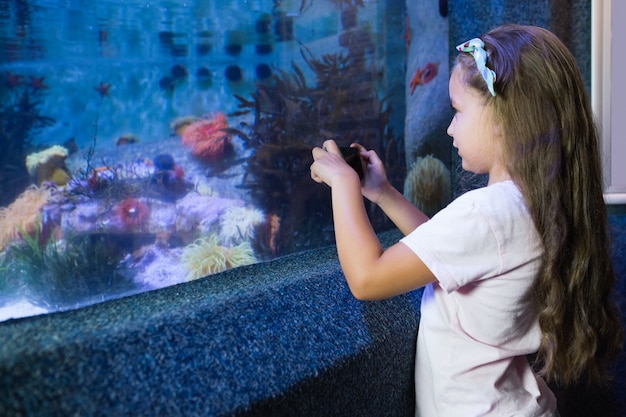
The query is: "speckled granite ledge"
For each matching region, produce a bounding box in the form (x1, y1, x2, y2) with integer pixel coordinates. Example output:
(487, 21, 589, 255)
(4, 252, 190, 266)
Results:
(1, 211, 624, 417)
(0, 229, 422, 417)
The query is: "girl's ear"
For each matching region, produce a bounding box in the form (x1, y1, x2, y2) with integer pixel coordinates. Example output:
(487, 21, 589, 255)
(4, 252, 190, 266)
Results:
(493, 123, 502, 138)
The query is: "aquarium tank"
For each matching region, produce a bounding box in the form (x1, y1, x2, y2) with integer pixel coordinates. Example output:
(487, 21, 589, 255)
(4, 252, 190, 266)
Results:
(0, 0, 414, 321)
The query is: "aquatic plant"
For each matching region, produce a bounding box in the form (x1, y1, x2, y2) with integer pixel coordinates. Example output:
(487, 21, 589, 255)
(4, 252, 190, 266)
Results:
(181, 113, 232, 160)
(181, 234, 257, 281)
(403, 155, 451, 217)
(0, 185, 52, 251)
(233, 36, 404, 256)
(219, 206, 265, 244)
(0, 77, 55, 206)
(3, 231, 137, 310)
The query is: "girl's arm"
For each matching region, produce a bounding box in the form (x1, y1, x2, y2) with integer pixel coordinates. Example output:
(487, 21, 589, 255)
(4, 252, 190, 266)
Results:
(311, 140, 436, 300)
(354, 145, 430, 235)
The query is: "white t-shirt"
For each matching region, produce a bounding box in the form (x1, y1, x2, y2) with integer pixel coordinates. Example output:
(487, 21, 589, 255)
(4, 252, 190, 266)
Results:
(400, 181, 557, 417)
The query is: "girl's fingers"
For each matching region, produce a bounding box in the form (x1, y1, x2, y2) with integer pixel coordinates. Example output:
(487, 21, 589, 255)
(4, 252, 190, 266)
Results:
(322, 139, 340, 154)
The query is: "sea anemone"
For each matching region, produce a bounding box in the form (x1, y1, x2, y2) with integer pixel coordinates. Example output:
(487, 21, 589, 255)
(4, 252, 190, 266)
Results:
(25, 145, 71, 186)
(181, 113, 232, 160)
(0, 185, 52, 251)
(403, 155, 451, 217)
(117, 198, 150, 230)
(180, 234, 257, 281)
(219, 206, 265, 244)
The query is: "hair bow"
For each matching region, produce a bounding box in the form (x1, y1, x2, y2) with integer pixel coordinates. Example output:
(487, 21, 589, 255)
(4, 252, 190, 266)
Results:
(456, 38, 496, 96)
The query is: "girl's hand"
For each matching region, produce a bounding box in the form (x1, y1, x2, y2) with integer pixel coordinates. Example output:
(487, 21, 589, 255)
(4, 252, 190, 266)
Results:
(311, 140, 359, 187)
(350, 143, 392, 204)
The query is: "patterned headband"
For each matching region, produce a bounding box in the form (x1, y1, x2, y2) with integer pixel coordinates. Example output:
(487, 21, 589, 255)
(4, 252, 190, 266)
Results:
(456, 38, 497, 97)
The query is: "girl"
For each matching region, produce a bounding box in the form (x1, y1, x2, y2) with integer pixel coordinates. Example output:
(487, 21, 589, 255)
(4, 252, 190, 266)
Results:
(310, 24, 623, 416)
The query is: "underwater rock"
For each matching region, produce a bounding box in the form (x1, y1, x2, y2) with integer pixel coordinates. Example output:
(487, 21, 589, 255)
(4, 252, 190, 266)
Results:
(175, 193, 244, 235)
(131, 246, 186, 289)
(59, 199, 176, 235)
(150, 155, 191, 202)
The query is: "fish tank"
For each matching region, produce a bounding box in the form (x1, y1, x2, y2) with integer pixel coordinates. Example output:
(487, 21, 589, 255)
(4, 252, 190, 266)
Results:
(0, 0, 425, 321)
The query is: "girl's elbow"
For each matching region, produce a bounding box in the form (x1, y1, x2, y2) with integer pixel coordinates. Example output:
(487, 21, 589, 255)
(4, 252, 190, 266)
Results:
(345, 274, 381, 301)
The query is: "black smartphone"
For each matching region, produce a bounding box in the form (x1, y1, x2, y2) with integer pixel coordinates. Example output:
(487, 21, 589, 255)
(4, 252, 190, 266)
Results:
(339, 146, 364, 180)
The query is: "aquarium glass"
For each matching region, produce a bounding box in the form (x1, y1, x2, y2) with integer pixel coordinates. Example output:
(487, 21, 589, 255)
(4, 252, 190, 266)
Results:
(0, 0, 407, 321)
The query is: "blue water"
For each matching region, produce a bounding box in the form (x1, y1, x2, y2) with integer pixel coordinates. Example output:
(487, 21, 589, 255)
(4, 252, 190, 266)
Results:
(0, 0, 406, 321)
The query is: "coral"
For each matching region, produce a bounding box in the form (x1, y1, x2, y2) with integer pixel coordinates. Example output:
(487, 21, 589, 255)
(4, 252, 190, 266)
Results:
(181, 234, 257, 281)
(0, 185, 52, 251)
(25, 145, 72, 186)
(403, 155, 451, 217)
(181, 113, 232, 160)
(117, 198, 150, 230)
(219, 206, 265, 244)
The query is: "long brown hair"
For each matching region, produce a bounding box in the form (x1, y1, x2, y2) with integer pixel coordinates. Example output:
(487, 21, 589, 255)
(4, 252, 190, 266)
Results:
(454, 24, 623, 385)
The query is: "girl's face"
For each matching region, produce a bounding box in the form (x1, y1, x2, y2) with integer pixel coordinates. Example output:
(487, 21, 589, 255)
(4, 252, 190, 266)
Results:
(446, 69, 509, 184)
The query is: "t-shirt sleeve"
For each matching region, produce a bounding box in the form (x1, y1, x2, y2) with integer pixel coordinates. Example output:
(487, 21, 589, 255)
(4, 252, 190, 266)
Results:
(400, 195, 503, 293)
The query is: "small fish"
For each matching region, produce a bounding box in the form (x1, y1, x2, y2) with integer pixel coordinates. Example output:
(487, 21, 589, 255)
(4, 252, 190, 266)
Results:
(95, 82, 112, 97)
(116, 134, 139, 146)
(403, 15, 412, 53)
(227, 110, 251, 117)
(410, 62, 439, 95)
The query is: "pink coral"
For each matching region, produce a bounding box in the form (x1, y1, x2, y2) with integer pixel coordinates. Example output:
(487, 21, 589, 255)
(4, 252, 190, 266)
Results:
(181, 113, 232, 160)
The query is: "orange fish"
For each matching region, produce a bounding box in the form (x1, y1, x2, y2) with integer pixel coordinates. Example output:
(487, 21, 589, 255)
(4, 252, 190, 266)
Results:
(116, 134, 139, 146)
(403, 15, 412, 53)
(410, 62, 439, 95)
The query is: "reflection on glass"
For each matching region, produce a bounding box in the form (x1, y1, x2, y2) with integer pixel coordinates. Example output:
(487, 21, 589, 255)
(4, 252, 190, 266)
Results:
(0, 0, 405, 321)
